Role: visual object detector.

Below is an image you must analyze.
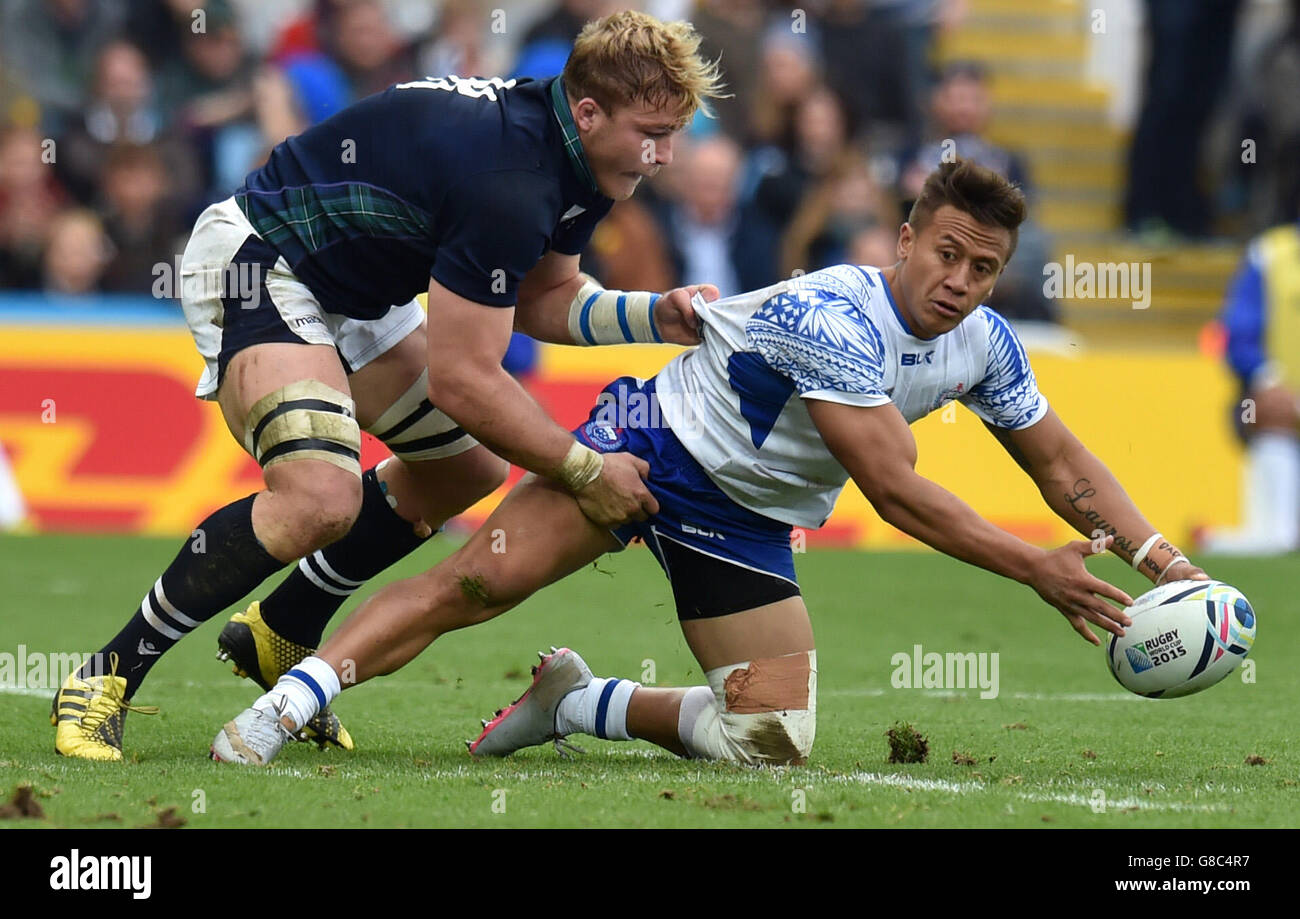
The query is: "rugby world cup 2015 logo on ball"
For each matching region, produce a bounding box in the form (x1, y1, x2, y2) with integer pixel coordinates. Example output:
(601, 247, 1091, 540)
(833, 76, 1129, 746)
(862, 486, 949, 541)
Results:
(1107, 580, 1256, 698)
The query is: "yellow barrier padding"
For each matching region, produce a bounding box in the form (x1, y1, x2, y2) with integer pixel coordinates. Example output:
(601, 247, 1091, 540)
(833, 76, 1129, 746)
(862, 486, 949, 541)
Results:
(0, 326, 1244, 547)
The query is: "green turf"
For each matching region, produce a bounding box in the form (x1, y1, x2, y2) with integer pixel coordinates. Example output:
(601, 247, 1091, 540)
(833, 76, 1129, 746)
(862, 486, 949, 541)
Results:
(1, 533, 1295, 828)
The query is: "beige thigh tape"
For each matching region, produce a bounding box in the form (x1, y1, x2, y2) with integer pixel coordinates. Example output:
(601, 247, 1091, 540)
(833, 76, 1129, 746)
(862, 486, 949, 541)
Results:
(365, 368, 478, 462)
(244, 380, 361, 476)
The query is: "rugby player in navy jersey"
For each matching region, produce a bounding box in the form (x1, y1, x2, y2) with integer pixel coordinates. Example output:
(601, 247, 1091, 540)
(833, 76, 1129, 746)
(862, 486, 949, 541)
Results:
(52, 11, 726, 761)
(211, 161, 1210, 769)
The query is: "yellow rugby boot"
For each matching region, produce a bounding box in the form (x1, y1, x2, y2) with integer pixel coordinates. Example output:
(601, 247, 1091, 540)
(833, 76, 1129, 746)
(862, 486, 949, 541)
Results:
(51, 653, 158, 761)
(216, 601, 353, 750)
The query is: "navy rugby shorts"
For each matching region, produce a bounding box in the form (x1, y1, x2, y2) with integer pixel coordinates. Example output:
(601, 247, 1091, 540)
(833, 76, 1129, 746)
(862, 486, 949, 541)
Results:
(572, 376, 800, 618)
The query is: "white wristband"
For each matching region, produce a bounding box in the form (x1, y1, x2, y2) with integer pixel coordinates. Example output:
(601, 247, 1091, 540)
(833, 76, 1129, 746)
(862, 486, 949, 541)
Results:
(568, 276, 662, 345)
(1156, 557, 1192, 586)
(1131, 532, 1163, 571)
(557, 440, 604, 492)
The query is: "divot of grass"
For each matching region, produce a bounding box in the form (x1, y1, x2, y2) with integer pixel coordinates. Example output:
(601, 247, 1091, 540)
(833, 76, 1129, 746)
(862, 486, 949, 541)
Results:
(0, 784, 44, 819)
(886, 722, 929, 764)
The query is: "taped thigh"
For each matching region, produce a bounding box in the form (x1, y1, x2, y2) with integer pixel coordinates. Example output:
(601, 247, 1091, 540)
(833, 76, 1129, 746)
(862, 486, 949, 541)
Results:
(680, 650, 817, 765)
(366, 368, 479, 461)
(244, 380, 361, 477)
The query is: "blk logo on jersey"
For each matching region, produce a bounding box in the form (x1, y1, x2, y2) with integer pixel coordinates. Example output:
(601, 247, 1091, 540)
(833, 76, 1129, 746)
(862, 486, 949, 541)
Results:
(900, 351, 935, 366)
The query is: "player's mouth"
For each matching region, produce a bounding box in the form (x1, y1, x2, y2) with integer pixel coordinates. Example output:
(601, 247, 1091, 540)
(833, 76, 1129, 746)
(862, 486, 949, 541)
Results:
(931, 299, 962, 320)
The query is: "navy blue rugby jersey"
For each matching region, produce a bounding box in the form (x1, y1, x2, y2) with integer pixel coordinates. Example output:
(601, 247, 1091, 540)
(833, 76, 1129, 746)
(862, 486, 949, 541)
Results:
(234, 75, 613, 319)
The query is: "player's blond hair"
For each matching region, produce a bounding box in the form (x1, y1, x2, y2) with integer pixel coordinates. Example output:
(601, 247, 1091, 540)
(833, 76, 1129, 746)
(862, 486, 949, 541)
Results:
(563, 10, 728, 121)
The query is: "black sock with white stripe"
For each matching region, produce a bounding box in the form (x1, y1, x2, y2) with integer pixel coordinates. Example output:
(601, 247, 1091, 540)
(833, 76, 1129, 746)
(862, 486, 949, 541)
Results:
(82, 494, 284, 696)
(259, 466, 432, 648)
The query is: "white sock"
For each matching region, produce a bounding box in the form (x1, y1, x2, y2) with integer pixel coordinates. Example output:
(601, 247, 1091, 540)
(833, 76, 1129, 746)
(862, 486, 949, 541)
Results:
(255, 656, 341, 731)
(556, 677, 638, 741)
(677, 685, 716, 758)
(1206, 432, 1300, 553)
(1253, 432, 1300, 548)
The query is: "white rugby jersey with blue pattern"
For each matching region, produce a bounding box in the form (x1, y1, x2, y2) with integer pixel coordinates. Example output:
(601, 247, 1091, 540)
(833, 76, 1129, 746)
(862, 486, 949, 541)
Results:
(655, 264, 1049, 529)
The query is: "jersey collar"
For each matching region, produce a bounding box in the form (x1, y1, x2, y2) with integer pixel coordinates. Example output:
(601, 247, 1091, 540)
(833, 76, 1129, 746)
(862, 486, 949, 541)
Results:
(881, 274, 935, 341)
(549, 77, 601, 198)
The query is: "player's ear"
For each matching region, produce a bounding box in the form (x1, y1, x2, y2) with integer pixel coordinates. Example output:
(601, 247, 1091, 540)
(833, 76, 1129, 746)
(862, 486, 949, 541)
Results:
(573, 97, 605, 133)
(897, 223, 914, 261)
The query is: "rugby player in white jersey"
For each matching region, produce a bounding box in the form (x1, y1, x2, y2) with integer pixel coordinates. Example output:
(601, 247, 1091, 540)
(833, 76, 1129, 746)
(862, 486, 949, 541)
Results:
(211, 160, 1209, 767)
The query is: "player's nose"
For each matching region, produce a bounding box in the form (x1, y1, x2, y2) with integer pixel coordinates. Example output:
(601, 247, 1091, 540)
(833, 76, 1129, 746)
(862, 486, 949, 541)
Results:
(654, 135, 674, 167)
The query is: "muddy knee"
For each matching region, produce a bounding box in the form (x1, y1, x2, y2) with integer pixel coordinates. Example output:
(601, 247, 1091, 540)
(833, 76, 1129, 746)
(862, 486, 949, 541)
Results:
(443, 547, 537, 627)
(267, 471, 362, 556)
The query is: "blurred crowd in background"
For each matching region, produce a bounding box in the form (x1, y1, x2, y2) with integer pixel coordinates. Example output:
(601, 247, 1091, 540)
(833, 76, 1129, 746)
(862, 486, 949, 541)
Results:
(2, 0, 1299, 547)
(0, 0, 1297, 322)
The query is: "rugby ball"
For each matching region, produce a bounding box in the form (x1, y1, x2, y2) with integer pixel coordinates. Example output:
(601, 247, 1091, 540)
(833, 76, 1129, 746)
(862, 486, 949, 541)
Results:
(1106, 579, 1256, 698)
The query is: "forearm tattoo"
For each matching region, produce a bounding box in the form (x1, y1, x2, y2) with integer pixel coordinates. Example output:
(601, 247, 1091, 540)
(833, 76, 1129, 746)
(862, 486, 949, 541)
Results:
(1063, 478, 1140, 558)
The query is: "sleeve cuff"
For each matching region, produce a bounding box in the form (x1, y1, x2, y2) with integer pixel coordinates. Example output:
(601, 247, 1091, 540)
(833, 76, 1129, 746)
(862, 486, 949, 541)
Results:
(800, 390, 893, 408)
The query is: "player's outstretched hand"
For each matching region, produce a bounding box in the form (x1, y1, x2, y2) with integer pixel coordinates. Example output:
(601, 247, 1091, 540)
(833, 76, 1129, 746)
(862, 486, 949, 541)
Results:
(574, 451, 659, 528)
(654, 284, 719, 346)
(1029, 535, 1135, 646)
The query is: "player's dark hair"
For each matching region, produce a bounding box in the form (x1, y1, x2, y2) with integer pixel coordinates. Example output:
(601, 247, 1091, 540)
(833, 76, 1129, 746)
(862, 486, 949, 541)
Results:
(907, 159, 1027, 264)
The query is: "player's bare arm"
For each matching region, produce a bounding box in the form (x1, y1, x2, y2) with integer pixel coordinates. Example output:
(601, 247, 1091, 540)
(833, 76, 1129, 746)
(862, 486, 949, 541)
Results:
(983, 410, 1210, 585)
(808, 397, 1134, 644)
(425, 277, 658, 527)
(514, 250, 711, 347)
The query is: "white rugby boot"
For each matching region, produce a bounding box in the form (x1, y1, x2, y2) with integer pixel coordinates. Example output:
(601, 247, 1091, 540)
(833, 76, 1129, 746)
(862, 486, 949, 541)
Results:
(210, 700, 298, 766)
(468, 647, 591, 758)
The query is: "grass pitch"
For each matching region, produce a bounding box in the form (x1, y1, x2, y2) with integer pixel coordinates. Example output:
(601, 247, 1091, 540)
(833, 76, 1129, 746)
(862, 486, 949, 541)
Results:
(1, 533, 1295, 828)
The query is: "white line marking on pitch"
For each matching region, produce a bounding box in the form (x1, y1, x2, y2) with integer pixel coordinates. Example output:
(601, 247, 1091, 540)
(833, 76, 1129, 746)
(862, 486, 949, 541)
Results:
(823, 688, 1146, 702)
(828, 772, 1230, 812)
(267, 762, 1233, 815)
(0, 743, 1237, 815)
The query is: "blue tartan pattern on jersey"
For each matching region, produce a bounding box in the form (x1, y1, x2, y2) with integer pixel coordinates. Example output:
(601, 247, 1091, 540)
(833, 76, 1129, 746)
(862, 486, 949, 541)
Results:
(237, 182, 433, 259)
